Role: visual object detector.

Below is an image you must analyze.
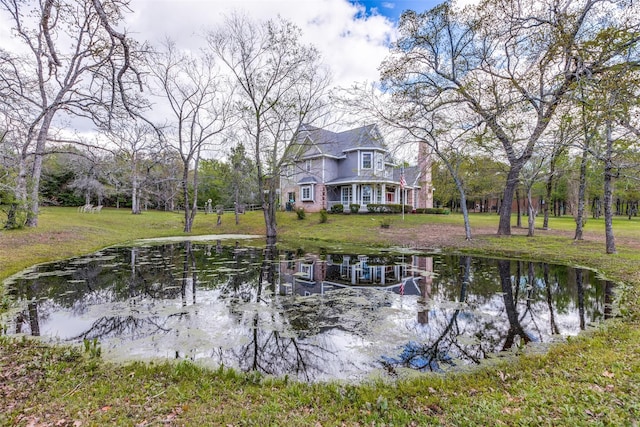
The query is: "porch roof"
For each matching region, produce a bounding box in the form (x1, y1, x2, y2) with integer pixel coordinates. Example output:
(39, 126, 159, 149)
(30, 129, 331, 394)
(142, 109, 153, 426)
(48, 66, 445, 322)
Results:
(324, 176, 417, 188)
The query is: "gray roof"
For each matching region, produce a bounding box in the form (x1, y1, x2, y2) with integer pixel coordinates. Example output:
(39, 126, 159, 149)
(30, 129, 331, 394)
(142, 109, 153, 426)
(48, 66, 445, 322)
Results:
(297, 176, 319, 185)
(296, 124, 388, 159)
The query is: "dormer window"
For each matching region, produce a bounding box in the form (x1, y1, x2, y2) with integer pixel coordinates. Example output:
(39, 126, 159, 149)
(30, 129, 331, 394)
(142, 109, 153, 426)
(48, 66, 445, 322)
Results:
(361, 152, 372, 169)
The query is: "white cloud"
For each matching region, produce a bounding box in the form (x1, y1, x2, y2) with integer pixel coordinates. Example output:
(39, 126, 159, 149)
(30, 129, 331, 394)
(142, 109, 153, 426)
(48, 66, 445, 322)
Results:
(127, 0, 397, 88)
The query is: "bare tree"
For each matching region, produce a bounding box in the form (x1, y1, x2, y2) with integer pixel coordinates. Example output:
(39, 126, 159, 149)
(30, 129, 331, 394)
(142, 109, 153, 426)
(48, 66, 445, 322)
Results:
(103, 120, 163, 214)
(148, 40, 230, 232)
(571, 38, 640, 251)
(0, 0, 146, 226)
(380, 0, 637, 236)
(207, 13, 331, 243)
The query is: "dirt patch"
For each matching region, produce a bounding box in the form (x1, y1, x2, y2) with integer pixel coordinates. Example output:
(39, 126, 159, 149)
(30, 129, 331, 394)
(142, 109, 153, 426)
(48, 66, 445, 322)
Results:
(381, 221, 640, 252)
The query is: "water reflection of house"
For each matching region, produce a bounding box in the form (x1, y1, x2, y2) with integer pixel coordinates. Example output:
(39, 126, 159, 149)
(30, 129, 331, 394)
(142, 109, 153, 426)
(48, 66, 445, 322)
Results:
(279, 253, 433, 300)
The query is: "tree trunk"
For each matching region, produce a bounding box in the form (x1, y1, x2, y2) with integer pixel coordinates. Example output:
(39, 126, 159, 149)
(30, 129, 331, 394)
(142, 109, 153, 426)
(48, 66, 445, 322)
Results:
(440, 157, 472, 240)
(574, 129, 589, 241)
(187, 153, 201, 232)
(527, 186, 535, 237)
(235, 185, 240, 225)
(516, 188, 522, 228)
(26, 110, 55, 227)
(497, 167, 522, 235)
(131, 156, 141, 214)
(182, 166, 192, 233)
(263, 186, 278, 242)
(603, 120, 616, 254)
(543, 162, 556, 230)
(6, 157, 29, 229)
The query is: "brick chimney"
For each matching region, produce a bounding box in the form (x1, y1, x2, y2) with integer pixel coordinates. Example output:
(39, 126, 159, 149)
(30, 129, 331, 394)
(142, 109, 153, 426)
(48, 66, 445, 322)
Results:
(417, 141, 433, 209)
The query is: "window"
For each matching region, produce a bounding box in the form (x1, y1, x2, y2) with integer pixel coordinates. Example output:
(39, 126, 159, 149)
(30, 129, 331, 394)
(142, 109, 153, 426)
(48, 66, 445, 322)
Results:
(362, 185, 371, 204)
(375, 154, 383, 171)
(341, 186, 352, 204)
(361, 152, 372, 169)
(300, 263, 313, 279)
(305, 159, 311, 172)
(301, 185, 313, 201)
(286, 164, 294, 177)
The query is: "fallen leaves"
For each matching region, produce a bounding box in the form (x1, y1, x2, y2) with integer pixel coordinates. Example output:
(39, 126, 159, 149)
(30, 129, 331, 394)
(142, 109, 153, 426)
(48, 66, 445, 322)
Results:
(602, 370, 615, 379)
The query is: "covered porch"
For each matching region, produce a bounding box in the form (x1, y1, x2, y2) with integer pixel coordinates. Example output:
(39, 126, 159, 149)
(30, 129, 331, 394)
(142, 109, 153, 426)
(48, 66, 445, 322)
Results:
(325, 181, 415, 212)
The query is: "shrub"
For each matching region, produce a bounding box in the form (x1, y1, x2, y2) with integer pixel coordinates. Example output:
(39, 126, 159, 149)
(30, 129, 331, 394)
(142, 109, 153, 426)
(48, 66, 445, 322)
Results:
(295, 207, 306, 220)
(2, 202, 27, 229)
(364, 204, 413, 214)
(319, 209, 328, 223)
(415, 208, 450, 215)
(380, 217, 392, 228)
(330, 204, 344, 214)
(349, 203, 360, 213)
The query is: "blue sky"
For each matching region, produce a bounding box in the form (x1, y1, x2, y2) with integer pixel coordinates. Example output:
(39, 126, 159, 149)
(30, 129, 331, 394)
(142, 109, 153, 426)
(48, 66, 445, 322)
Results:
(351, 0, 443, 21)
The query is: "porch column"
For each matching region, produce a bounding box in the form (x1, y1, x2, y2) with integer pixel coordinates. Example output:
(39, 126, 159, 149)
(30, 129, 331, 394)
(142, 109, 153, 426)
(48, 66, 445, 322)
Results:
(381, 183, 386, 204)
(352, 183, 357, 206)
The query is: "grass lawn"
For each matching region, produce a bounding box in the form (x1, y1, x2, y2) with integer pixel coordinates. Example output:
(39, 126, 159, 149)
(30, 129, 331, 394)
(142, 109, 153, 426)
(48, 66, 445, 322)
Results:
(1, 207, 639, 426)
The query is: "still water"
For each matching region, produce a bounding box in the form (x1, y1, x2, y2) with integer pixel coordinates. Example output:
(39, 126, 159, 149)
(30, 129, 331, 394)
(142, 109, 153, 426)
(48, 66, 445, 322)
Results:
(2, 239, 614, 382)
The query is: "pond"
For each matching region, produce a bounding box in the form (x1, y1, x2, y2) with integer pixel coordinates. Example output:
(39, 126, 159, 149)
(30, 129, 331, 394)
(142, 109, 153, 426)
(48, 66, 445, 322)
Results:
(1, 238, 615, 383)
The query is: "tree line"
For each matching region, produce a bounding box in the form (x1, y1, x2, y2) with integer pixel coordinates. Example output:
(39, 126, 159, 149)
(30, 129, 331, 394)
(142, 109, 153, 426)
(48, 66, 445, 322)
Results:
(20, 142, 260, 214)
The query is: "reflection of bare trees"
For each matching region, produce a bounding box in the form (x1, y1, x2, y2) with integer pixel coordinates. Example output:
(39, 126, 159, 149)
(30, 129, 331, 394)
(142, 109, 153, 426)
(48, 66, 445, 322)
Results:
(224, 244, 359, 381)
(14, 280, 43, 336)
(260, 241, 277, 291)
(27, 301, 40, 336)
(71, 315, 172, 341)
(383, 256, 473, 373)
(498, 260, 532, 350)
(604, 280, 615, 320)
(232, 320, 336, 382)
(181, 242, 197, 307)
(576, 269, 586, 330)
(227, 311, 357, 381)
(14, 302, 41, 336)
(544, 263, 561, 335)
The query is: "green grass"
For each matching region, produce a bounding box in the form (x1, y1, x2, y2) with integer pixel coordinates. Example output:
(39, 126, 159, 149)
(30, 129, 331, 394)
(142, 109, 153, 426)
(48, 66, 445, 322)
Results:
(1, 207, 640, 426)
